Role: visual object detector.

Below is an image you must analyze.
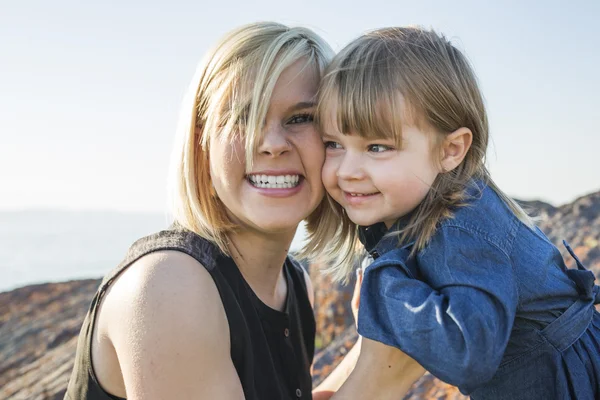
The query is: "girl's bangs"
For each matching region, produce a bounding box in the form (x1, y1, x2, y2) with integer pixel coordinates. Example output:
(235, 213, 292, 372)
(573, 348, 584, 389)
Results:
(320, 61, 406, 145)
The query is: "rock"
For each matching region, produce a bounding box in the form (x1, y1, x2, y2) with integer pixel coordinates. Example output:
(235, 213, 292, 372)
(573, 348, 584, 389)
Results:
(0, 280, 100, 399)
(1, 190, 599, 399)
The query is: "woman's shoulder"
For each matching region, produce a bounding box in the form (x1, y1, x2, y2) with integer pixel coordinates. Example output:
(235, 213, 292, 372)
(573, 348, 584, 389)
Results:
(124, 226, 221, 268)
(97, 226, 229, 345)
(98, 227, 220, 287)
(98, 250, 229, 366)
(104, 250, 225, 329)
(95, 249, 240, 398)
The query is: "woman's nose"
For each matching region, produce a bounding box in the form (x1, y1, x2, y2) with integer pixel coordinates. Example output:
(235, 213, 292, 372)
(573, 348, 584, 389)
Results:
(257, 124, 291, 157)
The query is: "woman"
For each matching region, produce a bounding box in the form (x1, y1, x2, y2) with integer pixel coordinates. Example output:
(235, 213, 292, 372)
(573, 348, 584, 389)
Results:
(64, 22, 348, 400)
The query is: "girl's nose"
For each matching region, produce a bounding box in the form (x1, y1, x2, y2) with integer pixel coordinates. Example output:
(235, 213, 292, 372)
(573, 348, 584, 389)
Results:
(336, 152, 365, 180)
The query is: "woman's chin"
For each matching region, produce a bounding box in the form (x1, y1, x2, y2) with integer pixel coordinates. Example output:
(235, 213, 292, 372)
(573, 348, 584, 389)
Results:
(252, 218, 303, 236)
(229, 212, 302, 237)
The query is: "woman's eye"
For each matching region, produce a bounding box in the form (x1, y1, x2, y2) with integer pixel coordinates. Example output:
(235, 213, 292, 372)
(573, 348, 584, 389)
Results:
(288, 113, 314, 124)
(324, 141, 342, 150)
(235, 115, 247, 126)
(233, 105, 250, 126)
(368, 144, 392, 153)
(289, 114, 312, 124)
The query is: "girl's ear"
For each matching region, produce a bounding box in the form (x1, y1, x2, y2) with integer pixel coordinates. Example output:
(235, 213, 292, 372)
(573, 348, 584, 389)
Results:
(440, 127, 472, 172)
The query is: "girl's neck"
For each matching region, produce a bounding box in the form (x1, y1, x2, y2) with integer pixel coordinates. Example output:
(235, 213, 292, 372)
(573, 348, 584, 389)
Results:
(226, 228, 296, 310)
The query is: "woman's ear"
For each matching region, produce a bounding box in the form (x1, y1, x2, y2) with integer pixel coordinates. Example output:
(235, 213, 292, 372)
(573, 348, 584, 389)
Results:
(440, 127, 472, 172)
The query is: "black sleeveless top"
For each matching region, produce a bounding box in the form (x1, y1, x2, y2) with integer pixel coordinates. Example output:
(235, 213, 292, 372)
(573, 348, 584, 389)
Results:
(64, 227, 315, 400)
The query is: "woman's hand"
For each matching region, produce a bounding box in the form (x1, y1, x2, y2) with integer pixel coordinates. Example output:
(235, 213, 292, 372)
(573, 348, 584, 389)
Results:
(351, 267, 363, 327)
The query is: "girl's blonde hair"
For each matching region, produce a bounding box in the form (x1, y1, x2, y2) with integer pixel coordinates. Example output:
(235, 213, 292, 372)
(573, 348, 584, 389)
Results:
(317, 26, 533, 282)
(168, 22, 336, 256)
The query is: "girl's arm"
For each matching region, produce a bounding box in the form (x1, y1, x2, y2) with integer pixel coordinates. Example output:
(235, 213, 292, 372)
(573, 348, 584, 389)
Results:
(358, 225, 518, 391)
(105, 251, 245, 400)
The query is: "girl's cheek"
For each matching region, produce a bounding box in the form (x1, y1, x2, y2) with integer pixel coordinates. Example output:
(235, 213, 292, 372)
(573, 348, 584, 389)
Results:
(321, 160, 337, 186)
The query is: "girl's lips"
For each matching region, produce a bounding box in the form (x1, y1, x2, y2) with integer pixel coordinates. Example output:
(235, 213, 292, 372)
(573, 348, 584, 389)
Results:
(343, 191, 381, 206)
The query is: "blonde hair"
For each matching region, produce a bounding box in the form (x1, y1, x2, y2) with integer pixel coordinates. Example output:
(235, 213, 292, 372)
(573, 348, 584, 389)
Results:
(316, 26, 534, 281)
(168, 22, 336, 256)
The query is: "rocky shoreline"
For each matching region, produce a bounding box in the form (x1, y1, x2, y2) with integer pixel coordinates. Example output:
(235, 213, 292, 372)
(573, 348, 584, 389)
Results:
(2, 191, 598, 399)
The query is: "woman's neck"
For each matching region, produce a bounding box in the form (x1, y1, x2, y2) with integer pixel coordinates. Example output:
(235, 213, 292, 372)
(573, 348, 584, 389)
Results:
(226, 228, 296, 310)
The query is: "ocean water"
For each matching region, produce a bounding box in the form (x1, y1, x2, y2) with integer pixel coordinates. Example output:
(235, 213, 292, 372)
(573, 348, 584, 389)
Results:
(0, 210, 307, 293)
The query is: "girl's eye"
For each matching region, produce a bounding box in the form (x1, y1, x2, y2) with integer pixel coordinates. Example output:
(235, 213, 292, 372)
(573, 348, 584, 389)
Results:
(368, 144, 393, 153)
(324, 141, 342, 150)
(288, 113, 314, 124)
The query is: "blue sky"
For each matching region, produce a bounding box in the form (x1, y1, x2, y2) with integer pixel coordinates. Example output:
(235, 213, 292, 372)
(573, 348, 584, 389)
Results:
(1, 0, 598, 212)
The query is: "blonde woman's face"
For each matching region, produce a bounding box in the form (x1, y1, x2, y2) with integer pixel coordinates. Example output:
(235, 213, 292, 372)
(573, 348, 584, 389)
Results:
(209, 59, 325, 236)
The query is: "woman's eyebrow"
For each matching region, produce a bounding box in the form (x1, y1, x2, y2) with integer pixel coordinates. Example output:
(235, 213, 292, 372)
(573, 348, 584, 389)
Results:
(288, 101, 316, 111)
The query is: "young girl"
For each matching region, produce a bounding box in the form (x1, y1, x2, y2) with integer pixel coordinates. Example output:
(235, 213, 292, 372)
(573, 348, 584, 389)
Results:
(316, 27, 600, 399)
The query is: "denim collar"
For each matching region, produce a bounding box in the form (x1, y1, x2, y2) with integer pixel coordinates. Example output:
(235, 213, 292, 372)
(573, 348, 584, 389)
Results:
(358, 214, 415, 259)
(358, 180, 488, 259)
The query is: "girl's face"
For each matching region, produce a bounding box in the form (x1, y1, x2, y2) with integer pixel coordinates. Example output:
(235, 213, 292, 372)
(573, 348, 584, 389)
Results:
(209, 59, 325, 236)
(321, 112, 440, 228)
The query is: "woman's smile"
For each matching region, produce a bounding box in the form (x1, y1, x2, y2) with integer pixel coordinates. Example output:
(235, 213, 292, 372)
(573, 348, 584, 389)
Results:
(246, 171, 305, 198)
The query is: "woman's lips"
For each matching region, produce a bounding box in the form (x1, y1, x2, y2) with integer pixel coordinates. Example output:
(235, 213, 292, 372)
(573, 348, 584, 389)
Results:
(246, 177, 305, 198)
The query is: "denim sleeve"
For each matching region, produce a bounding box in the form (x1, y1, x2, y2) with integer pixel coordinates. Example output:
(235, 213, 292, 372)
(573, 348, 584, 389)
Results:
(357, 225, 518, 391)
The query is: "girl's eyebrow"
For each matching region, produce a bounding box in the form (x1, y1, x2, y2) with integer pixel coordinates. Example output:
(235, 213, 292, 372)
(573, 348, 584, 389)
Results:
(321, 132, 341, 140)
(365, 136, 396, 143)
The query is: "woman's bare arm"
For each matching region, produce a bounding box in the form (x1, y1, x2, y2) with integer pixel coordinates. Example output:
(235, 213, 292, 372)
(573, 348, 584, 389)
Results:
(331, 337, 425, 399)
(312, 339, 362, 400)
(312, 267, 424, 399)
(106, 251, 245, 400)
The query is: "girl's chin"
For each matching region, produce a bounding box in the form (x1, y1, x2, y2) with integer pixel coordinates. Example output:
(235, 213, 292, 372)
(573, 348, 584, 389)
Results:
(344, 213, 382, 227)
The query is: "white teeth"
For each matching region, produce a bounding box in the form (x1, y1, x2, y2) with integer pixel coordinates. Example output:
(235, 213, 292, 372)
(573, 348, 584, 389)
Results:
(247, 174, 301, 189)
(350, 192, 376, 197)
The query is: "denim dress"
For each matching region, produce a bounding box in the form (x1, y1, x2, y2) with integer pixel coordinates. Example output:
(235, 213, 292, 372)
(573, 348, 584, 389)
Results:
(357, 181, 600, 399)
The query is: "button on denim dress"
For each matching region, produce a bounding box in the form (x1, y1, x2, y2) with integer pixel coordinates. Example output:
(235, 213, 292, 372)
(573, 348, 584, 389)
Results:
(357, 181, 600, 399)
